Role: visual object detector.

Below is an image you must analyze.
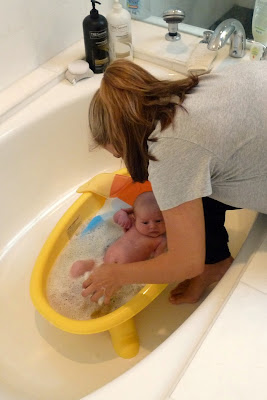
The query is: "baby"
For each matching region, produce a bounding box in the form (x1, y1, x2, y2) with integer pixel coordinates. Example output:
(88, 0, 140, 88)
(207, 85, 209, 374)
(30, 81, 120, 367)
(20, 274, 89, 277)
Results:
(104, 191, 166, 263)
(70, 192, 166, 316)
(71, 191, 166, 276)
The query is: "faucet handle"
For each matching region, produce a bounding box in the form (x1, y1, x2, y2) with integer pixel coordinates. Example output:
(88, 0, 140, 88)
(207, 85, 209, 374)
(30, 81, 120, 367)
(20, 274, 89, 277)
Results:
(200, 30, 213, 44)
(163, 9, 185, 41)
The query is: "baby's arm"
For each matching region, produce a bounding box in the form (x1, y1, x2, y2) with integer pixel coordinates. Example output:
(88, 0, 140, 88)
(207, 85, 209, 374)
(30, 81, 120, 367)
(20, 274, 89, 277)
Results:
(113, 208, 133, 231)
(153, 236, 167, 258)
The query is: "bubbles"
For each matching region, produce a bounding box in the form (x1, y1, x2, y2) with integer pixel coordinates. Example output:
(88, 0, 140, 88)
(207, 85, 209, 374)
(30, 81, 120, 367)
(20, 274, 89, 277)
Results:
(46, 199, 144, 320)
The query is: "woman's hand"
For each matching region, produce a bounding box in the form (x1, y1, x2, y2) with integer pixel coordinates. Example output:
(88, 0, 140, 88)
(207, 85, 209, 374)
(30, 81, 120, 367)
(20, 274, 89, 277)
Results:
(82, 263, 122, 304)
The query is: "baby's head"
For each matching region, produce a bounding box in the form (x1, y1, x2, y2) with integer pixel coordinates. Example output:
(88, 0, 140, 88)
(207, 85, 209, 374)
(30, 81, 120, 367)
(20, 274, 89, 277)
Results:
(133, 192, 165, 238)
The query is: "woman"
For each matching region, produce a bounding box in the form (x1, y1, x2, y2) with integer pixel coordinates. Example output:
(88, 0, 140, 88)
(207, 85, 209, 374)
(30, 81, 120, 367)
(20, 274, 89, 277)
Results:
(78, 59, 267, 305)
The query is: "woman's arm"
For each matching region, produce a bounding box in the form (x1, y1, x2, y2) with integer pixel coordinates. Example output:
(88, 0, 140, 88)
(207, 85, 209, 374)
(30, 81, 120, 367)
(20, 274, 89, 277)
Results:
(82, 198, 206, 304)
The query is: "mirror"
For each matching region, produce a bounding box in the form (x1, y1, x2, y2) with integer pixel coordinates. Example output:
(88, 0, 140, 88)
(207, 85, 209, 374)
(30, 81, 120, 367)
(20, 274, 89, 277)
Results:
(125, 0, 256, 40)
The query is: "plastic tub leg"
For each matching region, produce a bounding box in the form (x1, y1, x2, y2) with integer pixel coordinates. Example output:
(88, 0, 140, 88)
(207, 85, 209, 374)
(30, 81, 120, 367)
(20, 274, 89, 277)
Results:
(109, 318, 139, 359)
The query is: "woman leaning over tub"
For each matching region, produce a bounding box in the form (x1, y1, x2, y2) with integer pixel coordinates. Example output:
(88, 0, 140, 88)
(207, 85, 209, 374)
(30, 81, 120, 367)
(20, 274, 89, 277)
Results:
(75, 59, 267, 305)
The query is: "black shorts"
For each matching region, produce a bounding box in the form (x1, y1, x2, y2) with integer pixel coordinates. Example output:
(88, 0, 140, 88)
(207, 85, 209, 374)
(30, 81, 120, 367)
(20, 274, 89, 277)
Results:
(202, 197, 239, 264)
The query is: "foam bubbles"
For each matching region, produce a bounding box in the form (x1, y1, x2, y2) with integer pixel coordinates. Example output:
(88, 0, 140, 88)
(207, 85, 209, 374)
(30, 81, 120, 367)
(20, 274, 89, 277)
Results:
(46, 200, 144, 320)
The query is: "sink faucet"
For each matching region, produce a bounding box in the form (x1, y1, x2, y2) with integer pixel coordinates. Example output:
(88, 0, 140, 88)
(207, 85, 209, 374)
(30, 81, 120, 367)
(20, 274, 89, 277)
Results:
(207, 18, 246, 58)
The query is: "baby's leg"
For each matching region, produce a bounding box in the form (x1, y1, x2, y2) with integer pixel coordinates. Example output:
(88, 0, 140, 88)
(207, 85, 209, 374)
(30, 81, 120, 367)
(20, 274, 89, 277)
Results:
(70, 259, 94, 278)
(103, 249, 119, 264)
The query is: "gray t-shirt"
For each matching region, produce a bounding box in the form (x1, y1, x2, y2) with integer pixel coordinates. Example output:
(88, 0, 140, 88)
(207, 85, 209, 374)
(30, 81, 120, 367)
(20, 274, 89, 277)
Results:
(148, 61, 267, 213)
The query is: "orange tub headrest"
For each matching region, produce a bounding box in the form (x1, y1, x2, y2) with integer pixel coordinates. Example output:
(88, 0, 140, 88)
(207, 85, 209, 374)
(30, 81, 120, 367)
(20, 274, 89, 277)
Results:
(77, 170, 152, 206)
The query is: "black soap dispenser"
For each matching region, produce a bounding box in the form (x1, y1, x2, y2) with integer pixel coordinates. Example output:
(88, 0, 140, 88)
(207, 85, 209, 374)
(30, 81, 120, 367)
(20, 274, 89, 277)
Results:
(83, 0, 109, 73)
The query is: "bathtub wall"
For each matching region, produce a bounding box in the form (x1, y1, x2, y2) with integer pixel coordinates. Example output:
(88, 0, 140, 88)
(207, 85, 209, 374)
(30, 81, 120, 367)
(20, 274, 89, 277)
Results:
(0, 82, 121, 253)
(0, 0, 113, 92)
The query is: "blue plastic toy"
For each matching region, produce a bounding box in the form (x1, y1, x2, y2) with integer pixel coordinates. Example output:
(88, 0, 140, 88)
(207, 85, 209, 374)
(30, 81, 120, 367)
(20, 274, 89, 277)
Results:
(80, 211, 114, 236)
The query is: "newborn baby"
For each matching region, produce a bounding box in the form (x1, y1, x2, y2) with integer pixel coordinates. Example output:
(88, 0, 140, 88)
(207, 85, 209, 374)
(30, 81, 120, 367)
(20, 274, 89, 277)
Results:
(104, 191, 166, 263)
(71, 191, 166, 275)
(70, 192, 166, 316)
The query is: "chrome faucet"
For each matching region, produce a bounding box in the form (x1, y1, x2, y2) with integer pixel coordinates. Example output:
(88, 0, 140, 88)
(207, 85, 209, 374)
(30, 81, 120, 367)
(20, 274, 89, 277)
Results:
(207, 18, 246, 58)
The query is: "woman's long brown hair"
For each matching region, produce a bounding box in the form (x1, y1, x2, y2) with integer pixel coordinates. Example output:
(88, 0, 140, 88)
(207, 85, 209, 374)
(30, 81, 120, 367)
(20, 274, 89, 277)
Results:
(89, 59, 198, 182)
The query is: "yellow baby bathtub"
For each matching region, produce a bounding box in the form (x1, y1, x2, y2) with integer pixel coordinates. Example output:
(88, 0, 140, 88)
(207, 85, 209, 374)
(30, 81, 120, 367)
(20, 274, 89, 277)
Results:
(30, 168, 167, 359)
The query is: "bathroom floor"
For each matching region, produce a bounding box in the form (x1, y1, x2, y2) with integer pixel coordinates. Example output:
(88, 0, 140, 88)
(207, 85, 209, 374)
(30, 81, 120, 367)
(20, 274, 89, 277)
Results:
(209, 5, 254, 40)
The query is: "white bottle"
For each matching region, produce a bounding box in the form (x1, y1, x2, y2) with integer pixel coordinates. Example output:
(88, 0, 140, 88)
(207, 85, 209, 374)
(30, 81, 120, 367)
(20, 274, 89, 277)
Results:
(107, 0, 133, 62)
(252, 0, 267, 45)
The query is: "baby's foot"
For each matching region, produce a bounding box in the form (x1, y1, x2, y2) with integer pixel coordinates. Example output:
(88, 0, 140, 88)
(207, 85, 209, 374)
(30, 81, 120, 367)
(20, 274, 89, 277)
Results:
(169, 256, 234, 305)
(70, 259, 95, 278)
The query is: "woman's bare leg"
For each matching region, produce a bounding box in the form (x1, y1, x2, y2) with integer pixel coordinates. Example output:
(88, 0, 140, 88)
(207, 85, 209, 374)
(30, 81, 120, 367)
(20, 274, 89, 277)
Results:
(169, 256, 234, 304)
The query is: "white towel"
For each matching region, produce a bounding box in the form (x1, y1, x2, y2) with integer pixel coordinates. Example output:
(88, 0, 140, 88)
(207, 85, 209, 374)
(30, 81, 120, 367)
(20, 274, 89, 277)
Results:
(187, 43, 217, 76)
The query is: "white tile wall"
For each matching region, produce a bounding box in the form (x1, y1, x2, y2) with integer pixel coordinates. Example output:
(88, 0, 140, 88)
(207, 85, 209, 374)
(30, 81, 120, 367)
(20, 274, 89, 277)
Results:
(0, 0, 113, 91)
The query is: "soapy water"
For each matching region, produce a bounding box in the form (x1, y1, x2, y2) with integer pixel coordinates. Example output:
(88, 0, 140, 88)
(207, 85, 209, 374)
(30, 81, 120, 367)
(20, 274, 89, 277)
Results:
(46, 199, 144, 320)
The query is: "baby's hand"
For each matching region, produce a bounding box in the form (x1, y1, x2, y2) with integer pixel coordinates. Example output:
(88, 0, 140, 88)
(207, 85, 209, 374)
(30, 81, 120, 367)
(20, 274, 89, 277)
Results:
(113, 209, 133, 230)
(70, 259, 95, 278)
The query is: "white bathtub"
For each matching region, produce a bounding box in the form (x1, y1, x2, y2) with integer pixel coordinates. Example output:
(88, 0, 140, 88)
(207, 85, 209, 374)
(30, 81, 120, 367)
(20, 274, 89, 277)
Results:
(0, 59, 264, 400)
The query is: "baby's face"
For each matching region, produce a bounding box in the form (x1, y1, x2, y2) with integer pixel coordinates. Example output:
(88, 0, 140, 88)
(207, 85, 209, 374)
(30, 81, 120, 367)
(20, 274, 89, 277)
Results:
(134, 207, 165, 237)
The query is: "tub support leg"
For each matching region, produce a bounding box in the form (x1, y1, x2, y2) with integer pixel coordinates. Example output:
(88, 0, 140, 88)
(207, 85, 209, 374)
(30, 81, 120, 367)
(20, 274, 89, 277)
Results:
(109, 318, 139, 359)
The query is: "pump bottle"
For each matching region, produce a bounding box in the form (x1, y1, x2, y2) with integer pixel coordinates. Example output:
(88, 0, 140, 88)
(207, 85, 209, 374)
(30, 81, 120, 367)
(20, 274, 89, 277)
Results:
(83, 0, 109, 73)
(107, 0, 133, 61)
